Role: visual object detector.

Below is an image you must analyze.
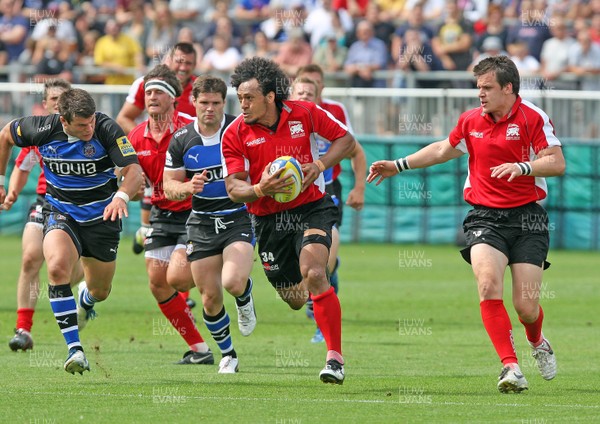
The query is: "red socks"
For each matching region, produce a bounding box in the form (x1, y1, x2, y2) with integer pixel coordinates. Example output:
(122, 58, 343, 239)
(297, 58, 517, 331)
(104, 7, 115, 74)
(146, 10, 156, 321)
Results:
(312, 286, 342, 359)
(158, 293, 204, 347)
(519, 305, 544, 346)
(480, 300, 517, 365)
(16, 308, 35, 332)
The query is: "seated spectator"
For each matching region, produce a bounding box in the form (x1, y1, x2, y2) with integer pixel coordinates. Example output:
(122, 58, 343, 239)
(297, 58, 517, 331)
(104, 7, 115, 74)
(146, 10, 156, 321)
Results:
(146, 1, 178, 64)
(474, 4, 508, 54)
(376, 0, 406, 21)
(169, 0, 209, 30)
(539, 16, 577, 89)
(506, 0, 551, 61)
(34, 37, 74, 82)
(200, 33, 242, 77)
(243, 30, 277, 59)
(396, 28, 443, 88)
(203, 15, 244, 52)
(94, 19, 145, 85)
(274, 27, 313, 78)
(333, 0, 368, 18)
(304, 0, 353, 48)
(30, 2, 77, 56)
(344, 20, 388, 88)
(468, 36, 507, 71)
(589, 12, 600, 44)
(177, 26, 204, 71)
(345, 2, 395, 50)
(122, 1, 152, 59)
(0, 0, 29, 64)
(431, 0, 474, 72)
(234, 0, 270, 21)
(402, 0, 445, 23)
(313, 31, 348, 72)
(391, 3, 435, 65)
(568, 29, 600, 90)
(260, 1, 290, 43)
(509, 40, 541, 76)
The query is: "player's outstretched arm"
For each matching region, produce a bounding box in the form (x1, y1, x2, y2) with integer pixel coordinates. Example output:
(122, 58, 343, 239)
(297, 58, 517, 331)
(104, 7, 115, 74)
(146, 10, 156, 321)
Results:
(103, 163, 144, 221)
(346, 141, 366, 210)
(367, 138, 463, 186)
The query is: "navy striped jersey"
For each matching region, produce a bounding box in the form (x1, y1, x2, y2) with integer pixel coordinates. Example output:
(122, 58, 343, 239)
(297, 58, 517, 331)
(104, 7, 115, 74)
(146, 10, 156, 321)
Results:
(165, 114, 244, 215)
(11, 112, 139, 224)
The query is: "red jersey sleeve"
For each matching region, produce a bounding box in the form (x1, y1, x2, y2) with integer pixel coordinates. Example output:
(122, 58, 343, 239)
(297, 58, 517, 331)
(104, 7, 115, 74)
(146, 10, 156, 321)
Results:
(313, 103, 348, 142)
(221, 118, 247, 177)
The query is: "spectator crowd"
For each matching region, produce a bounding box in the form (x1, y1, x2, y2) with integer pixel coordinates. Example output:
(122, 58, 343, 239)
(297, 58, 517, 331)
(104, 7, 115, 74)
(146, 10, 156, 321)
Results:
(1, 0, 600, 89)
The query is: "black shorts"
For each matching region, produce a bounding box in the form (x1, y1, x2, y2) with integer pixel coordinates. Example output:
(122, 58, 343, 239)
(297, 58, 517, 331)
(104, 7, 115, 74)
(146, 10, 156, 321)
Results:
(325, 178, 343, 227)
(43, 209, 121, 262)
(253, 196, 337, 289)
(461, 202, 551, 269)
(145, 206, 189, 251)
(186, 209, 254, 261)
(26, 195, 45, 226)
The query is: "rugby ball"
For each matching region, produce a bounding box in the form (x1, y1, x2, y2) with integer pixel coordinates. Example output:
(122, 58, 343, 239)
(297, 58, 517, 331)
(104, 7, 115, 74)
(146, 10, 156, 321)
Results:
(269, 156, 304, 203)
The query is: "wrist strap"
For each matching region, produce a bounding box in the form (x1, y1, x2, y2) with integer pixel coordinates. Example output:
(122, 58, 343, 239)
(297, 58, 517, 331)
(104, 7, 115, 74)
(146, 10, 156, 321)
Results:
(516, 162, 532, 176)
(315, 160, 326, 173)
(253, 184, 265, 198)
(0, 175, 5, 186)
(114, 191, 130, 203)
(394, 158, 411, 173)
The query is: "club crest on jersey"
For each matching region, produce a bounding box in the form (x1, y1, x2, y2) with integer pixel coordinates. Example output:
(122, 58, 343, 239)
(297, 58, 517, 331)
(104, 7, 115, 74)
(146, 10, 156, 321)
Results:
(83, 143, 96, 158)
(117, 136, 136, 156)
(288, 121, 305, 139)
(506, 124, 520, 140)
(186, 242, 194, 256)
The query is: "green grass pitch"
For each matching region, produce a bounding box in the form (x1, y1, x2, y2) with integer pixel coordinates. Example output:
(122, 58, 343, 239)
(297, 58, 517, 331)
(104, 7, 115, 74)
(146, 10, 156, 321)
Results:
(0, 236, 598, 423)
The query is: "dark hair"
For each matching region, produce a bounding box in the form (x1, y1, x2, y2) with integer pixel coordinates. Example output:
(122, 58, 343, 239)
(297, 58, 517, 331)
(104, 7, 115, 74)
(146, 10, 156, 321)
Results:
(171, 42, 196, 59)
(297, 64, 324, 79)
(43, 78, 71, 101)
(143, 64, 183, 98)
(231, 57, 290, 101)
(473, 55, 520, 96)
(58, 88, 96, 123)
(192, 75, 227, 100)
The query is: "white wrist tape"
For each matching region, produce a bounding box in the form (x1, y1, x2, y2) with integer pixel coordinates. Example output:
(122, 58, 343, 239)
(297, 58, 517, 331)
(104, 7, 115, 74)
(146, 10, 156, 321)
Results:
(114, 191, 130, 203)
(0, 175, 5, 185)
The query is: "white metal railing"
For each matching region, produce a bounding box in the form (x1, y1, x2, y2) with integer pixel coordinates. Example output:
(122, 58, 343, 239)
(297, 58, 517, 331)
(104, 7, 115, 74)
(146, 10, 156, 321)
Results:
(0, 83, 599, 140)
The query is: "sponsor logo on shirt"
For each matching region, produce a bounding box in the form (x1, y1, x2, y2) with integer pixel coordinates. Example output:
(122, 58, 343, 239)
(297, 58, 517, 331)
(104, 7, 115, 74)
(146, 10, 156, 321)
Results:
(117, 136, 136, 156)
(246, 137, 266, 147)
(137, 150, 152, 156)
(506, 124, 520, 140)
(37, 124, 51, 132)
(469, 130, 484, 139)
(288, 121, 305, 138)
(174, 128, 188, 138)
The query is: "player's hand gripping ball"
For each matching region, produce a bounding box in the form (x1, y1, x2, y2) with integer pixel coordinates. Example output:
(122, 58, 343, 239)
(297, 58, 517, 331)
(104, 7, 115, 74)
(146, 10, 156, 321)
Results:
(269, 156, 304, 203)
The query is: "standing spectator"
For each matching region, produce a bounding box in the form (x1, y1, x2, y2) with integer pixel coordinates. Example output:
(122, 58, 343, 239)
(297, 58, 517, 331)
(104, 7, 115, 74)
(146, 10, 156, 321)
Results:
(568, 29, 600, 90)
(344, 20, 389, 88)
(94, 19, 145, 85)
(539, 17, 577, 89)
(0, 0, 29, 64)
(127, 65, 211, 365)
(431, 0, 474, 72)
(0, 88, 144, 374)
(368, 56, 564, 394)
(222, 57, 357, 384)
(164, 76, 258, 374)
(274, 27, 312, 78)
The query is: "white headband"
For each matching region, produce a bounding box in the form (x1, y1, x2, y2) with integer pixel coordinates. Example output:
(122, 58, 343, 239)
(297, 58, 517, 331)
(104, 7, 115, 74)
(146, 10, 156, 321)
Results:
(144, 79, 177, 98)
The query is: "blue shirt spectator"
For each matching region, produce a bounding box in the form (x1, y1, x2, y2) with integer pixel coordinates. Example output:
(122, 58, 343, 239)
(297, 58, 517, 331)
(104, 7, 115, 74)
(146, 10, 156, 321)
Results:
(344, 20, 388, 87)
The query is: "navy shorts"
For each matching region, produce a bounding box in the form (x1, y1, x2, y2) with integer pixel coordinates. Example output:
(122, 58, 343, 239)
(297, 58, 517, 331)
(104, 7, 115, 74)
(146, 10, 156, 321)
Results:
(43, 208, 121, 262)
(461, 202, 551, 269)
(186, 209, 254, 261)
(253, 196, 336, 289)
(145, 206, 190, 251)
